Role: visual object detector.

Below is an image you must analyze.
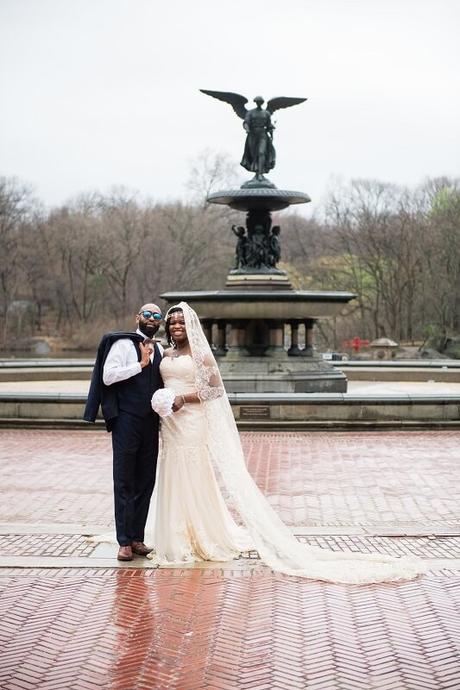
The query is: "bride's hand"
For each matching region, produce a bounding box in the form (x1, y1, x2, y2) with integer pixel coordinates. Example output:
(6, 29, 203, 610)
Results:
(172, 395, 185, 412)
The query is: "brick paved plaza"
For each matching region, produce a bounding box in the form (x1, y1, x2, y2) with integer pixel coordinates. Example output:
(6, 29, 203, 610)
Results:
(0, 429, 459, 689)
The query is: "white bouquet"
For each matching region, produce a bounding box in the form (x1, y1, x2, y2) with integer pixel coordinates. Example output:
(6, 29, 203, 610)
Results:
(151, 388, 176, 417)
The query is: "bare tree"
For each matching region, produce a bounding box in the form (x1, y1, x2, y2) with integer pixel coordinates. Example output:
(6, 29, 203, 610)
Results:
(186, 149, 241, 208)
(1, 172, 458, 353)
(420, 178, 460, 338)
(0, 177, 37, 345)
(97, 188, 148, 315)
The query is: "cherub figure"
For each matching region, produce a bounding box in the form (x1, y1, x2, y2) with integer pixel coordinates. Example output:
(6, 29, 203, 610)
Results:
(268, 226, 281, 267)
(231, 224, 248, 269)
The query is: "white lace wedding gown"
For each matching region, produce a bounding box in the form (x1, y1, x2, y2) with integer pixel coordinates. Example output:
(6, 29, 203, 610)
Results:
(145, 354, 252, 564)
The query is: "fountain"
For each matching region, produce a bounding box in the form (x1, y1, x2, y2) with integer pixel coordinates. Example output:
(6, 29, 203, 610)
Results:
(162, 90, 355, 392)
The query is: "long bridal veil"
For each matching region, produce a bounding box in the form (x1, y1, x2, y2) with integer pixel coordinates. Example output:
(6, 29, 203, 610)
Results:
(180, 301, 425, 584)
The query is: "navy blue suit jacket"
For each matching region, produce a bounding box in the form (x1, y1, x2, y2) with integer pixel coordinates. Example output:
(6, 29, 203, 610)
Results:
(84, 332, 147, 432)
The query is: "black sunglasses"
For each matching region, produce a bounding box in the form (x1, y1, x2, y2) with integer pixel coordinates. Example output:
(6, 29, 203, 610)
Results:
(139, 310, 162, 320)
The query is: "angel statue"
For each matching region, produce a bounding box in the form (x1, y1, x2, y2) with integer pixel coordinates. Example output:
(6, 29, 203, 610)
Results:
(200, 90, 307, 181)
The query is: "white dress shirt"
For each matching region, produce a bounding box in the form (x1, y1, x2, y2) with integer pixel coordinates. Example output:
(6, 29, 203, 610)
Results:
(103, 329, 163, 386)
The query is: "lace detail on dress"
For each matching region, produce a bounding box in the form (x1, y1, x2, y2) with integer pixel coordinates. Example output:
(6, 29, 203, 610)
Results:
(146, 440, 250, 565)
(185, 309, 224, 402)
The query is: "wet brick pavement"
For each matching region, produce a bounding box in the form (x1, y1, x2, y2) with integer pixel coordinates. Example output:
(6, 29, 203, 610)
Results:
(1, 570, 459, 690)
(0, 429, 459, 689)
(0, 429, 459, 527)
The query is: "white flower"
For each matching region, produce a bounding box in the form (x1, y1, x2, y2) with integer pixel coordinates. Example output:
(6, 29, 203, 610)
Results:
(151, 388, 176, 417)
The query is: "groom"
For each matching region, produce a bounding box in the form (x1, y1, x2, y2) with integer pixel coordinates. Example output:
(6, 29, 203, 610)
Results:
(84, 303, 163, 561)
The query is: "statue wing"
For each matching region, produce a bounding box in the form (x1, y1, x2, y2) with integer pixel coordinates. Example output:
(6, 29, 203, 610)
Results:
(200, 89, 248, 119)
(266, 97, 307, 115)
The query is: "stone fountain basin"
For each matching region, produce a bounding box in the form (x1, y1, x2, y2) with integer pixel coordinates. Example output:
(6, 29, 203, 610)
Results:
(161, 290, 355, 319)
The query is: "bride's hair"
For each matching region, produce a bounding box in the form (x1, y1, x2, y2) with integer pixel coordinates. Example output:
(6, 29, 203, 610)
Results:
(165, 307, 184, 348)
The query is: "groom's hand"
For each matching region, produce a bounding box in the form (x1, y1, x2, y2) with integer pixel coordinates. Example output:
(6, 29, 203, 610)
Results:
(139, 343, 152, 368)
(172, 395, 184, 412)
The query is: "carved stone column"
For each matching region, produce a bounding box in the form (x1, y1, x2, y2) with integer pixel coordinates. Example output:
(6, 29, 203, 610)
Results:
(287, 320, 301, 356)
(214, 320, 227, 357)
(302, 318, 315, 357)
(266, 320, 285, 357)
(227, 320, 249, 356)
(202, 319, 213, 347)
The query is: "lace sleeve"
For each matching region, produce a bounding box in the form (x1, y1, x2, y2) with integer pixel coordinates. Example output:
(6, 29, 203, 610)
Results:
(180, 304, 224, 402)
(196, 354, 224, 402)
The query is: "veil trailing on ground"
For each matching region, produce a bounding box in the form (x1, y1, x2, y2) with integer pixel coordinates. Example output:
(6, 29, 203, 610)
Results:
(178, 301, 425, 584)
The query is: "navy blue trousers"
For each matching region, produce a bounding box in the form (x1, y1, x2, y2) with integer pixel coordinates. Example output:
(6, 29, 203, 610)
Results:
(111, 411, 159, 546)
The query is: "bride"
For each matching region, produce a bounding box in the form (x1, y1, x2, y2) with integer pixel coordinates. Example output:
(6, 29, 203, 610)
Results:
(143, 302, 425, 584)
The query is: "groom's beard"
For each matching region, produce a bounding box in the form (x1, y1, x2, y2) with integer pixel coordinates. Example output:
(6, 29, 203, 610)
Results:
(139, 323, 160, 338)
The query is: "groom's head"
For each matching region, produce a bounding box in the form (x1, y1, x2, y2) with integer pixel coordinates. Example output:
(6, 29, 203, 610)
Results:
(136, 303, 162, 338)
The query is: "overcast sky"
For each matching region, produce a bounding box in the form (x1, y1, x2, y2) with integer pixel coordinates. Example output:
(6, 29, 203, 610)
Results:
(1, 0, 459, 212)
